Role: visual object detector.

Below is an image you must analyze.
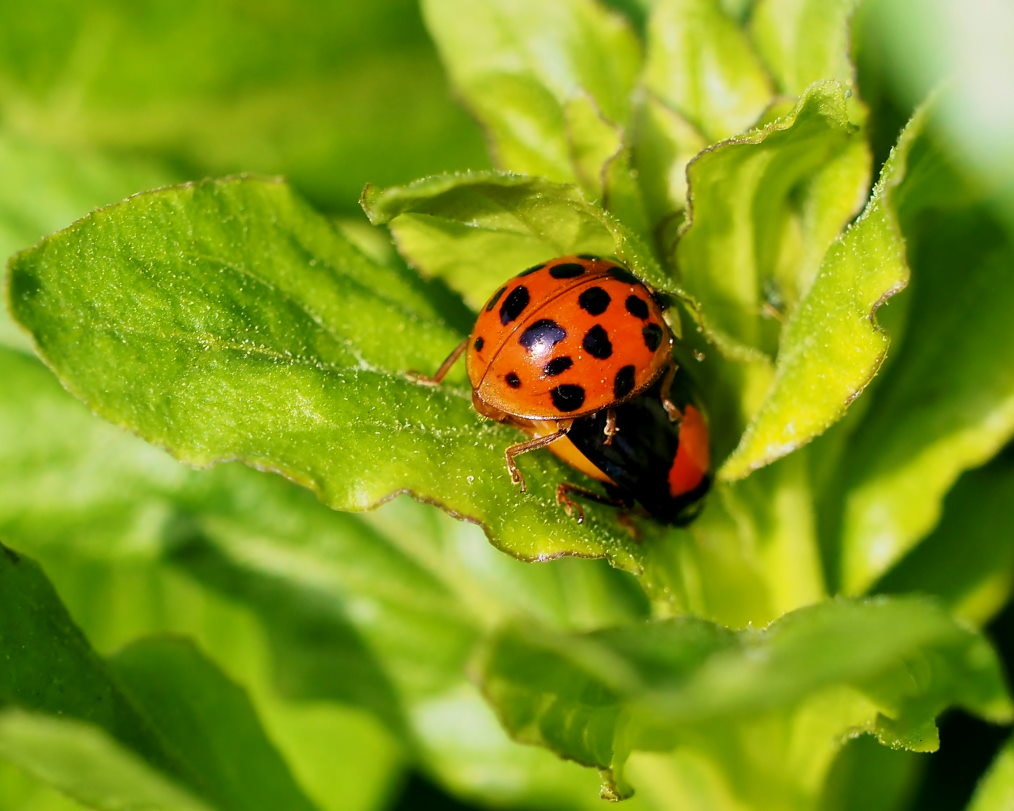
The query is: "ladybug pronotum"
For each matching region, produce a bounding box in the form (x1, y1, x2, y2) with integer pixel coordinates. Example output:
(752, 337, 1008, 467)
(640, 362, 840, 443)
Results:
(421, 254, 710, 525)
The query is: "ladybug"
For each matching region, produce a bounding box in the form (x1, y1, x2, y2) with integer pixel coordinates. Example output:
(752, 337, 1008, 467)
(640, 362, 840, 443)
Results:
(420, 254, 710, 524)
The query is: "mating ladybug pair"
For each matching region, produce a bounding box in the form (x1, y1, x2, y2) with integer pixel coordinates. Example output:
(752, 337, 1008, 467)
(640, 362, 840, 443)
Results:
(421, 254, 711, 525)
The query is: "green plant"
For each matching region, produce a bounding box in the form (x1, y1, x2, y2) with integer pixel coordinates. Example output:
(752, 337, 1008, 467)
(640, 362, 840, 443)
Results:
(2, 1, 1012, 810)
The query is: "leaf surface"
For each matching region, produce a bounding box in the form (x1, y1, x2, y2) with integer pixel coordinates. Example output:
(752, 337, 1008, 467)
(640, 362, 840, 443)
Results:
(9, 177, 641, 569)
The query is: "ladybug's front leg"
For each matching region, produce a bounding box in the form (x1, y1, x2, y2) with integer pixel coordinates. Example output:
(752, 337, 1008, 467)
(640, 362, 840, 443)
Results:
(504, 422, 573, 492)
(408, 339, 466, 386)
(556, 483, 640, 537)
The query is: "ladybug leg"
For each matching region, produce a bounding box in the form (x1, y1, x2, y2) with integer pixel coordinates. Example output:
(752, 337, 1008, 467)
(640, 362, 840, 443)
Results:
(657, 362, 682, 422)
(555, 483, 637, 529)
(504, 422, 573, 493)
(408, 339, 466, 386)
(602, 408, 618, 446)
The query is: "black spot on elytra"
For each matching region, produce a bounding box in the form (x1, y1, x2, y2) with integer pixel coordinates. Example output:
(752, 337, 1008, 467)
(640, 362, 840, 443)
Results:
(643, 323, 664, 351)
(607, 266, 639, 286)
(578, 286, 611, 316)
(613, 365, 636, 399)
(549, 262, 586, 279)
(550, 384, 586, 412)
(473, 336, 485, 352)
(583, 324, 613, 359)
(543, 356, 573, 377)
(500, 285, 530, 325)
(518, 263, 545, 276)
(485, 286, 506, 312)
(519, 319, 567, 353)
(505, 372, 522, 389)
(625, 295, 649, 320)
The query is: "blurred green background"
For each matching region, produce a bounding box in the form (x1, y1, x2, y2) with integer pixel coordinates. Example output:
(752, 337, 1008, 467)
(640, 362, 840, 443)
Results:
(1, 1, 1012, 809)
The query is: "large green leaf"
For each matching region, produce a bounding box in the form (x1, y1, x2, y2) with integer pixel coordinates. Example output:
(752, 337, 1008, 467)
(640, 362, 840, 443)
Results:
(421, 0, 639, 187)
(718, 97, 924, 480)
(0, 545, 317, 811)
(477, 597, 1013, 803)
(8, 176, 643, 569)
(643, 0, 773, 142)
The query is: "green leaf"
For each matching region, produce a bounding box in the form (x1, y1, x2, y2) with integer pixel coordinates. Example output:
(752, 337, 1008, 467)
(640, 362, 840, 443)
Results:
(0, 545, 317, 811)
(421, 0, 639, 185)
(477, 597, 1013, 802)
(872, 457, 1014, 627)
(363, 171, 672, 313)
(749, 0, 858, 96)
(718, 95, 922, 481)
(968, 734, 1014, 811)
(643, 0, 773, 142)
(836, 204, 1014, 593)
(8, 176, 641, 570)
(677, 80, 869, 368)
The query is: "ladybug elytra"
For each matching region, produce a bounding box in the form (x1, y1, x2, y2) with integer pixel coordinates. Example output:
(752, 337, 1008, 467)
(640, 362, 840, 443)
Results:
(421, 254, 710, 525)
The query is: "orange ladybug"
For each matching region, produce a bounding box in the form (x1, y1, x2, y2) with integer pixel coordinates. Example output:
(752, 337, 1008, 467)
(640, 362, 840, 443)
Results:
(421, 254, 710, 524)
